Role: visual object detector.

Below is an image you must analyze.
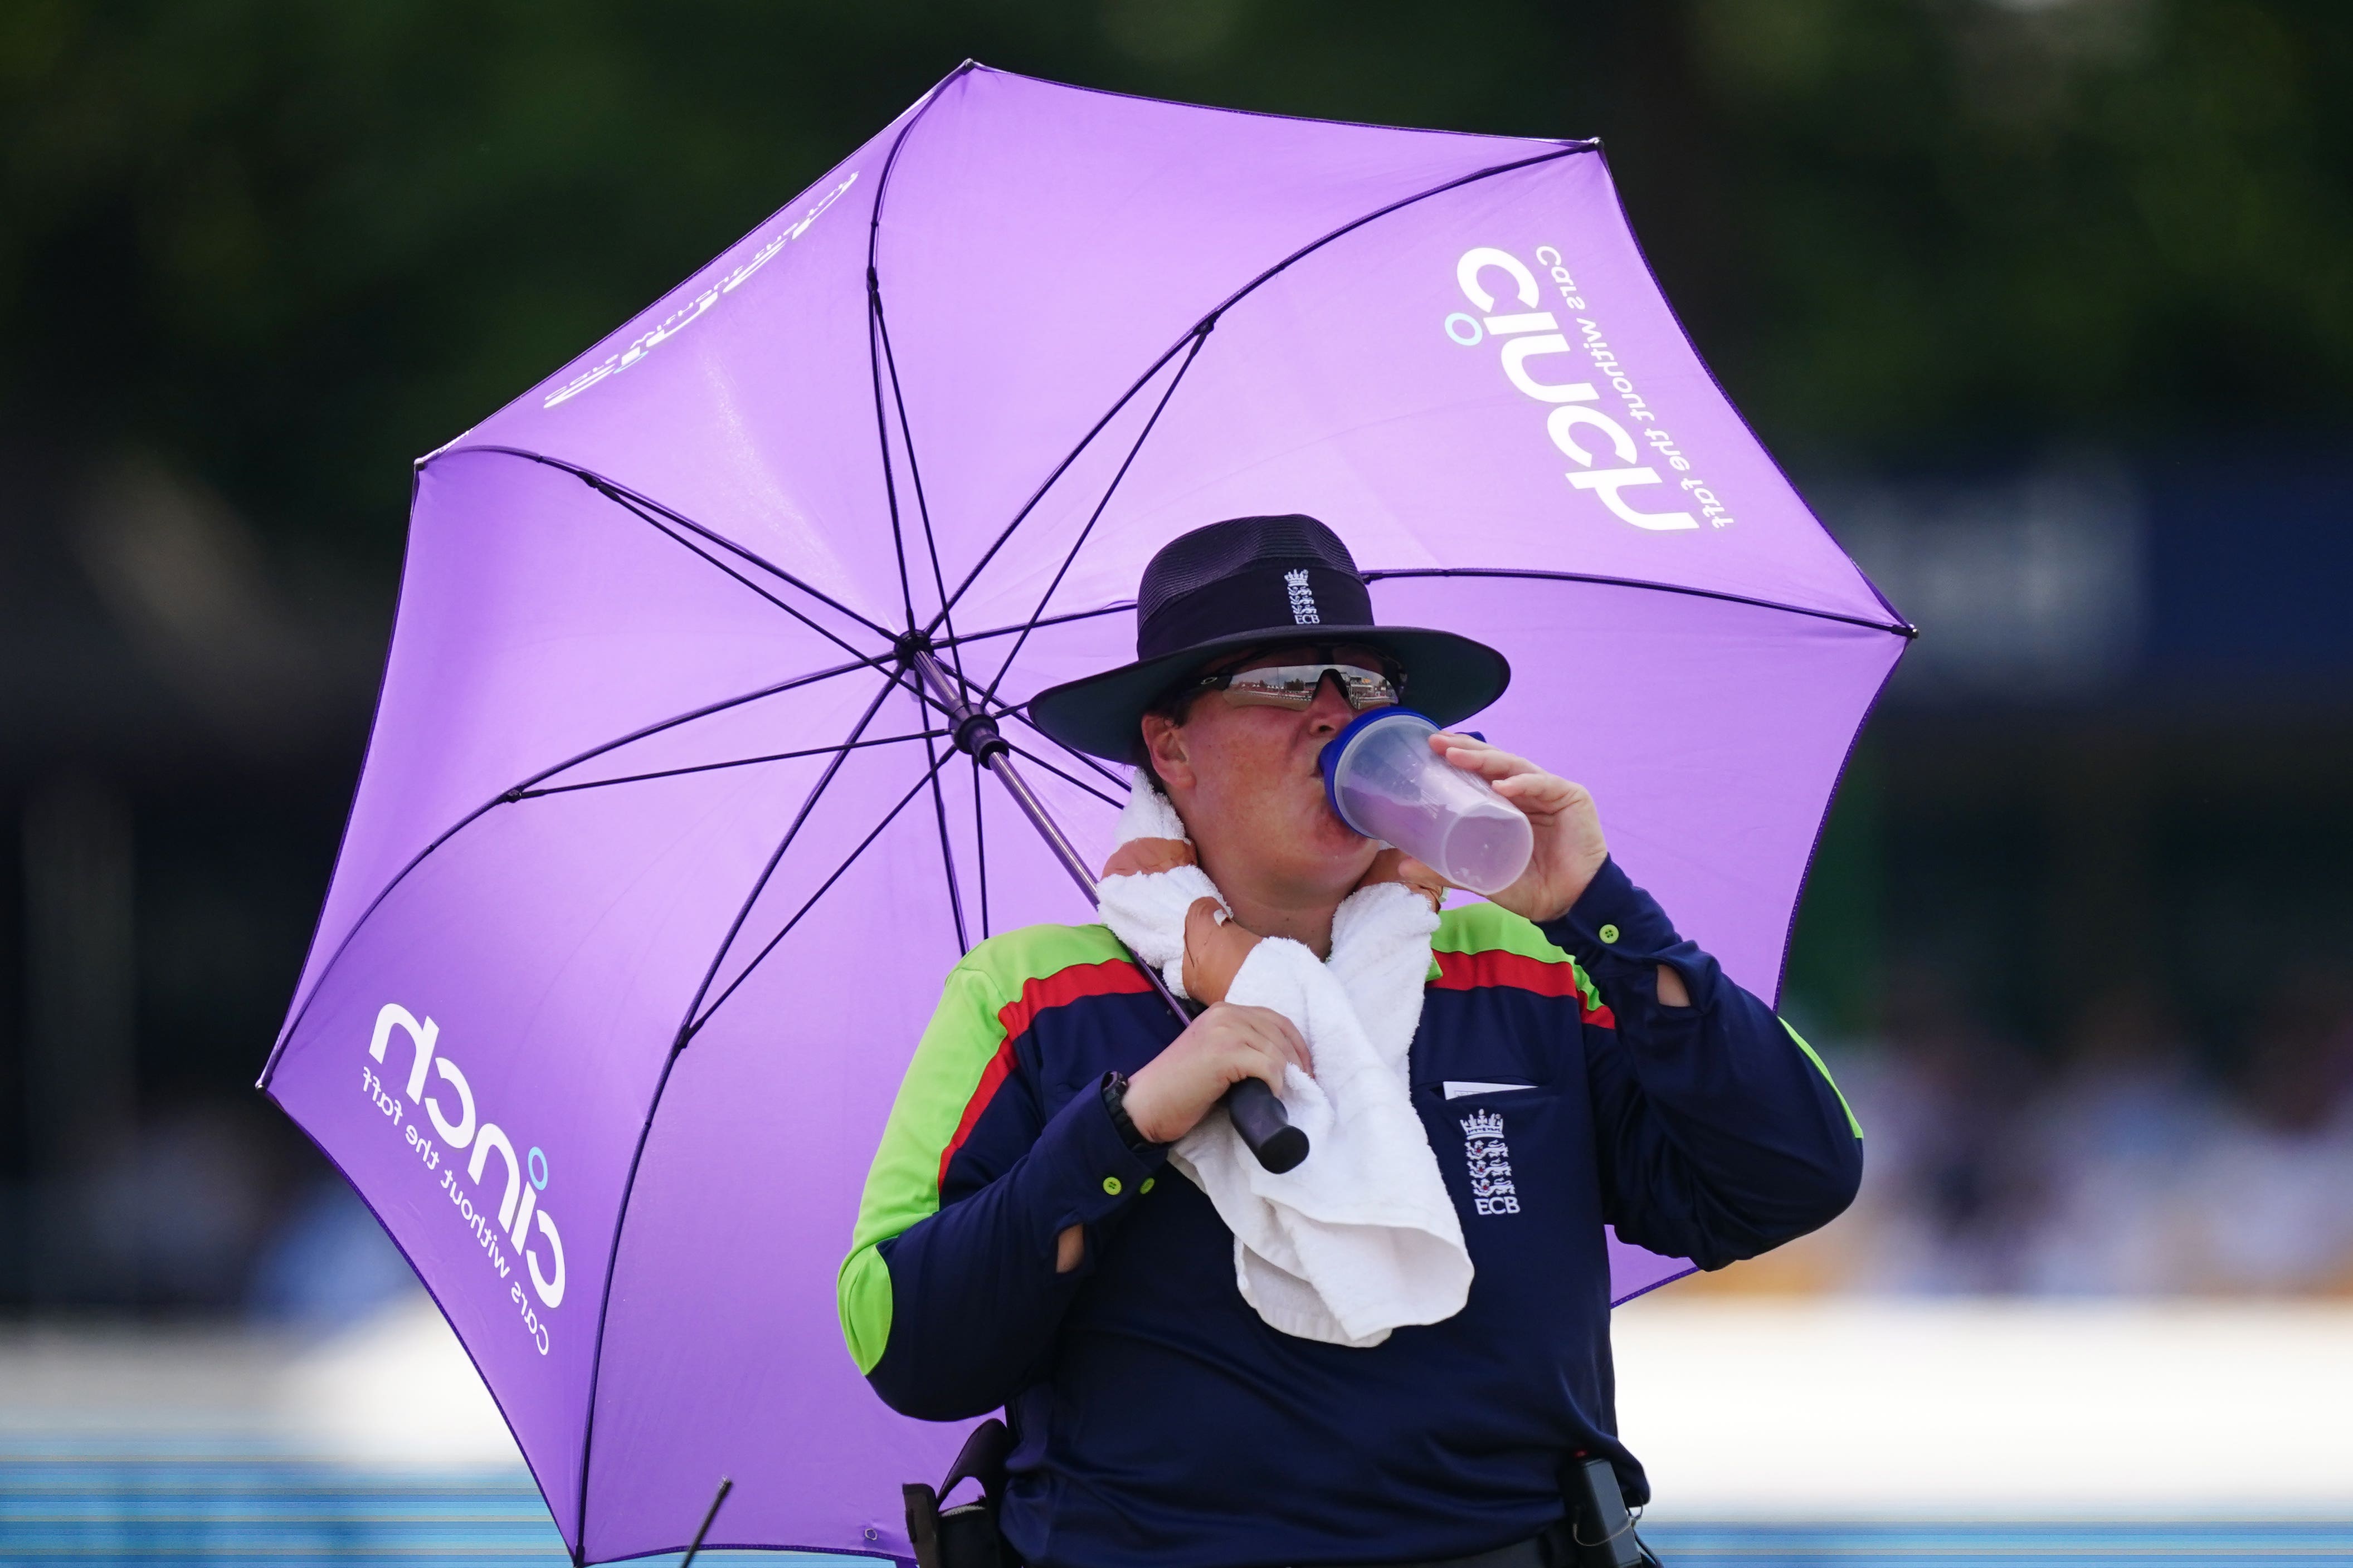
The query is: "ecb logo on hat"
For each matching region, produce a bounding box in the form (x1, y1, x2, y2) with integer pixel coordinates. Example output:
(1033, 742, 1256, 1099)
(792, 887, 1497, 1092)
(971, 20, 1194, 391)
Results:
(1284, 569, 1321, 626)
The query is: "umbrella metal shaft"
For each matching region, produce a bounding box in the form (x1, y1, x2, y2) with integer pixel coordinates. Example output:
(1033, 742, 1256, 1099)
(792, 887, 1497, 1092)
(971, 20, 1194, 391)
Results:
(907, 650, 1306, 1173)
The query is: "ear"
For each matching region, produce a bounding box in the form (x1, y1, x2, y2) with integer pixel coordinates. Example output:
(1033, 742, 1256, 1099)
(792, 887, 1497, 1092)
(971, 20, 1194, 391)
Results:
(1139, 712, 1193, 793)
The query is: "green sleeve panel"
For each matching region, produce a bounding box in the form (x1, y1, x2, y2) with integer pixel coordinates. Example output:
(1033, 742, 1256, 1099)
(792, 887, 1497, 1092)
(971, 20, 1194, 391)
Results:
(1430, 900, 1606, 1015)
(836, 921, 1132, 1374)
(1778, 1018, 1863, 1139)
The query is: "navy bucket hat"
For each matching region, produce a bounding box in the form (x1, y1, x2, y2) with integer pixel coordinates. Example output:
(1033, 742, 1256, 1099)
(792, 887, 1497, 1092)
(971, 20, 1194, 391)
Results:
(1024, 514, 1511, 763)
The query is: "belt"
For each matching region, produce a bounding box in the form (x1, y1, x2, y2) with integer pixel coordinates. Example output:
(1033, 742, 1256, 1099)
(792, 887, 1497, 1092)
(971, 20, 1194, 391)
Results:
(1321, 1523, 1561, 1568)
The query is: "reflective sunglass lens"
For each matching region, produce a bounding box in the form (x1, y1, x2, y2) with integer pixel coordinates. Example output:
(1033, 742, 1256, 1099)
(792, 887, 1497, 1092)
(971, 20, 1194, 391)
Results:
(1216, 663, 1399, 710)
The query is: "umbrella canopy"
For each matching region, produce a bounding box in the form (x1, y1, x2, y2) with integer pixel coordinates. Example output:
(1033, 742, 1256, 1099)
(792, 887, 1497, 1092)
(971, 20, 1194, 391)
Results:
(261, 63, 1909, 1565)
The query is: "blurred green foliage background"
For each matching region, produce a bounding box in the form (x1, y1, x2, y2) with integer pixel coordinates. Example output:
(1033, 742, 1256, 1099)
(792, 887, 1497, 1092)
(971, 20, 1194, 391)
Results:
(4, 0, 2352, 1310)
(6, 0, 2349, 569)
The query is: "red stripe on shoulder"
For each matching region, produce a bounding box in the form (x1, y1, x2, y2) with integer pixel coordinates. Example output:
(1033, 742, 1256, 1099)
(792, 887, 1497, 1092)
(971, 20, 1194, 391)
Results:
(996, 958, 1154, 1043)
(937, 958, 1154, 1190)
(1431, 948, 1616, 1027)
(939, 1039, 1019, 1192)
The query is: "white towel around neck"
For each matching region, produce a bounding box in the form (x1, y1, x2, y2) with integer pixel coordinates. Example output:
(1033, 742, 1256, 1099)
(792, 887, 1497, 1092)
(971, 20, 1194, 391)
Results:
(1094, 775, 1472, 1347)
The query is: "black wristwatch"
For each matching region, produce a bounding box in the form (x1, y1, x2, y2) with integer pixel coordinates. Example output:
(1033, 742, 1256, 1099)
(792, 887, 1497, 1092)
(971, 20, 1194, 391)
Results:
(1100, 1071, 1163, 1155)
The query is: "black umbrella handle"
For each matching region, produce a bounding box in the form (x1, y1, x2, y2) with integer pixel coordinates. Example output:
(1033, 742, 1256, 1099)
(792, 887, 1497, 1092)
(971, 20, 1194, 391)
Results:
(1132, 956, 1307, 1175)
(1122, 941, 1308, 1175)
(1223, 1078, 1308, 1174)
(1115, 931, 1308, 1175)
(908, 649, 1311, 1175)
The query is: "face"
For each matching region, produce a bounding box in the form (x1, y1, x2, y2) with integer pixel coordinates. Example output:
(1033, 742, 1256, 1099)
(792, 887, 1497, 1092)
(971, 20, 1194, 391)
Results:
(1140, 643, 1397, 901)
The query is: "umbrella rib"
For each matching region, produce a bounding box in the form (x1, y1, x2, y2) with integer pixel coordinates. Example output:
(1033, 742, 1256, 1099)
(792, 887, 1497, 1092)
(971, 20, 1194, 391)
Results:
(865, 276, 920, 632)
(1585, 143, 1914, 641)
(508, 729, 949, 799)
(999, 738, 1124, 808)
(258, 653, 890, 1084)
(586, 478, 887, 669)
(941, 598, 1132, 648)
(976, 324, 1214, 711)
(864, 56, 975, 637)
(517, 655, 890, 794)
(923, 144, 1589, 633)
(450, 446, 895, 642)
(568, 651, 914, 1558)
(688, 749, 952, 1038)
(1001, 711, 1129, 790)
(258, 1080, 581, 1561)
(669, 673, 899, 1046)
(1359, 567, 1918, 638)
(855, 75, 966, 638)
(874, 279, 967, 681)
(1769, 638, 1909, 1014)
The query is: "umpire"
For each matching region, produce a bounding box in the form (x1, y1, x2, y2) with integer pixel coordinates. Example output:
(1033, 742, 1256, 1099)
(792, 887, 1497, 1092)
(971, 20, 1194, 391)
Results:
(841, 515, 1863, 1568)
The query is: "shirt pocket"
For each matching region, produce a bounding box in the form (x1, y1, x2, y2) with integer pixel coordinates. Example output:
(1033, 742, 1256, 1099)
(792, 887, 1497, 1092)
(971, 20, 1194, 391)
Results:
(1441, 1079, 1543, 1101)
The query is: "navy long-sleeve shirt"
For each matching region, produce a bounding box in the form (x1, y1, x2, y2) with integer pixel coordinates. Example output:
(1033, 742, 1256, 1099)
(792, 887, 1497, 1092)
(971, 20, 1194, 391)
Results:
(839, 857, 1862, 1567)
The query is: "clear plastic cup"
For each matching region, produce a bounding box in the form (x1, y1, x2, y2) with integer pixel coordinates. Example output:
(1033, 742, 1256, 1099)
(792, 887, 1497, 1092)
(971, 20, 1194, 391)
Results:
(1319, 709, 1533, 896)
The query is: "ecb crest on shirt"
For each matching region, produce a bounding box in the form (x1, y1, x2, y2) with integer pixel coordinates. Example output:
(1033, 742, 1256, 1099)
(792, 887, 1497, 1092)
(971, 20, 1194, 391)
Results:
(1460, 1108, 1520, 1217)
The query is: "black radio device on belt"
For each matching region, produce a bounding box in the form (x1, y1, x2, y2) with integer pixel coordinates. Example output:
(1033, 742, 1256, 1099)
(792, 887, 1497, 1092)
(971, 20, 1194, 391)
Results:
(1568, 1454, 1649, 1568)
(903, 1418, 1014, 1568)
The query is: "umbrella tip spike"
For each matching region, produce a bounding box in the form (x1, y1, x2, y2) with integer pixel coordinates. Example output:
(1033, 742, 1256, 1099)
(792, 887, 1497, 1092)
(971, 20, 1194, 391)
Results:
(680, 1474, 735, 1567)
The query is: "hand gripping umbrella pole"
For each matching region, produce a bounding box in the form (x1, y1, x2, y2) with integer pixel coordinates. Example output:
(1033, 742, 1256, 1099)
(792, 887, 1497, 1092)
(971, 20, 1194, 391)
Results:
(910, 649, 1308, 1174)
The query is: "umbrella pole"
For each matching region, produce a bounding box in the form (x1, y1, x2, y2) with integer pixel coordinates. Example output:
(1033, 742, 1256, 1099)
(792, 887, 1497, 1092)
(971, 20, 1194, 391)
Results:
(908, 650, 1307, 1174)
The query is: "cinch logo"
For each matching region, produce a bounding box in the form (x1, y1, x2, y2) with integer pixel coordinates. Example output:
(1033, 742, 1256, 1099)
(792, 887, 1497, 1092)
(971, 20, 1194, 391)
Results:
(1284, 568, 1321, 625)
(366, 1003, 566, 1355)
(1445, 247, 1699, 533)
(1459, 1107, 1521, 1216)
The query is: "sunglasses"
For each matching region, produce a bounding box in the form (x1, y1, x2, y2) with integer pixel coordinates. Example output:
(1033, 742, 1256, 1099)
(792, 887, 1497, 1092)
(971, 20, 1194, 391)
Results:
(1190, 657, 1405, 712)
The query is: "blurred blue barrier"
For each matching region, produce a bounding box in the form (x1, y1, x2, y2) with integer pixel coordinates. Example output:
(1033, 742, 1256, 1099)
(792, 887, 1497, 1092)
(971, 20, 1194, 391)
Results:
(1645, 1518, 2353, 1565)
(2, 1448, 2348, 1566)
(0, 1447, 826, 1566)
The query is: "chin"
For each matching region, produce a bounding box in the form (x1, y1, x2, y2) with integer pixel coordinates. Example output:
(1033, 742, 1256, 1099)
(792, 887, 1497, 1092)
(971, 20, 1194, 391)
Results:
(1300, 813, 1374, 870)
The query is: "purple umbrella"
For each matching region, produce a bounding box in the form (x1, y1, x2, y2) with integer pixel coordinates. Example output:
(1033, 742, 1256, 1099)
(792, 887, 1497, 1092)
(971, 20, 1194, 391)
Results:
(261, 64, 1908, 1565)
